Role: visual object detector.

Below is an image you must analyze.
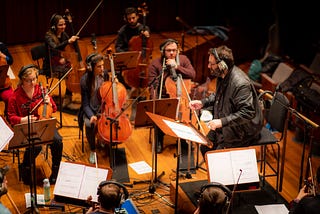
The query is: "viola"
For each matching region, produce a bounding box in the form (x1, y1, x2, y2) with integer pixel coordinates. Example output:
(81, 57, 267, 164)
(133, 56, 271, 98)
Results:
(123, 2, 153, 89)
(37, 83, 53, 120)
(97, 50, 132, 143)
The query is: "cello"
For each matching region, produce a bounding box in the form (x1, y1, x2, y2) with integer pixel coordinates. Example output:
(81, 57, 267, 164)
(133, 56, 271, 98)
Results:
(97, 50, 132, 143)
(122, 2, 153, 90)
(63, 9, 86, 94)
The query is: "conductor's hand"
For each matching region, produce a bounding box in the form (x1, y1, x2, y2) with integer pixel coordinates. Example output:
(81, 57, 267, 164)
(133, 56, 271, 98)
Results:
(189, 100, 203, 110)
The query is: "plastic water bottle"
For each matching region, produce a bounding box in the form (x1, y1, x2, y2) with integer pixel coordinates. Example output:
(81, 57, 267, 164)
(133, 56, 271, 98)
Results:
(43, 178, 50, 203)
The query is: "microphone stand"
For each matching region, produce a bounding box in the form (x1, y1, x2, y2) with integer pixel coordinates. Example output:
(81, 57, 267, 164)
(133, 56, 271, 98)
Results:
(226, 169, 243, 214)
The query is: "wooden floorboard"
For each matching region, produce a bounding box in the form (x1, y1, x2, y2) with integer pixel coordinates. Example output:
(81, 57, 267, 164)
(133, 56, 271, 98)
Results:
(1, 32, 320, 214)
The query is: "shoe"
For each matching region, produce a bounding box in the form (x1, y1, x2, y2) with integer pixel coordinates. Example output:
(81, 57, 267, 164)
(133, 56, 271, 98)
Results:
(89, 152, 96, 164)
(62, 95, 72, 108)
(156, 141, 163, 154)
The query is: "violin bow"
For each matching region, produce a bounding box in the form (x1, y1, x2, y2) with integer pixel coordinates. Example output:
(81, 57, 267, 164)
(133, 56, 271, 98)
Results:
(75, 0, 104, 36)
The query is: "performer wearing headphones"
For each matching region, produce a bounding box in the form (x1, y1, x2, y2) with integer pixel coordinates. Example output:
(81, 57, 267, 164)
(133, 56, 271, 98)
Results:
(189, 45, 263, 157)
(0, 165, 10, 214)
(148, 38, 196, 153)
(0, 42, 14, 118)
(80, 53, 108, 164)
(194, 182, 232, 214)
(86, 180, 129, 214)
(7, 64, 63, 185)
(43, 13, 81, 108)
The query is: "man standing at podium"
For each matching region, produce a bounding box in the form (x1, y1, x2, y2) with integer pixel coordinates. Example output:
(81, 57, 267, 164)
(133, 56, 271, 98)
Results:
(189, 45, 263, 156)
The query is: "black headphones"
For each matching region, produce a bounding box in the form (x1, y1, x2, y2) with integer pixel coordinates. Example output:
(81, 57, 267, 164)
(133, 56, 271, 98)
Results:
(50, 13, 61, 32)
(86, 53, 98, 72)
(199, 182, 232, 211)
(18, 64, 38, 79)
(212, 48, 228, 71)
(97, 180, 129, 208)
(160, 38, 179, 55)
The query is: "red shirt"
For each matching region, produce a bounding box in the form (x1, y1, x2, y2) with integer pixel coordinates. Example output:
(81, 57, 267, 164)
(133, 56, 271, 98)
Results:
(7, 84, 57, 125)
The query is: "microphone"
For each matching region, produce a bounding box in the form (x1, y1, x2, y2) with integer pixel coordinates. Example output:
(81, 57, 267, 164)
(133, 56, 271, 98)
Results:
(169, 64, 177, 81)
(91, 33, 97, 50)
(226, 169, 242, 214)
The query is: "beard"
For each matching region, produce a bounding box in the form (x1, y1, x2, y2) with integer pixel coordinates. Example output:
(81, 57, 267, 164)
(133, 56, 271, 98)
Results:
(209, 67, 223, 78)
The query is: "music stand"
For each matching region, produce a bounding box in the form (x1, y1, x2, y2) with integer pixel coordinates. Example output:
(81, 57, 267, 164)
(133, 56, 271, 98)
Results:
(0, 64, 9, 88)
(104, 51, 141, 71)
(8, 118, 57, 213)
(9, 118, 57, 150)
(145, 112, 209, 214)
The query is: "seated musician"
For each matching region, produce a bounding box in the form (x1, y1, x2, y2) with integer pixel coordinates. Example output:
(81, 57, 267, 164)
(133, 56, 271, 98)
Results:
(7, 64, 63, 185)
(114, 6, 151, 90)
(43, 13, 81, 109)
(0, 42, 14, 117)
(79, 53, 108, 164)
(147, 38, 196, 153)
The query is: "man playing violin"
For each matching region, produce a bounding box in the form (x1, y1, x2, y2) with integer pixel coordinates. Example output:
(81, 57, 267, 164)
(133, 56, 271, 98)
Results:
(79, 53, 108, 164)
(0, 42, 14, 117)
(7, 64, 63, 185)
(148, 38, 196, 153)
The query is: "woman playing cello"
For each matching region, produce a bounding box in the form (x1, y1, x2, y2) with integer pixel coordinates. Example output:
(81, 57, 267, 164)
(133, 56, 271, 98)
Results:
(79, 53, 109, 164)
(0, 42, 14, 117)
(43, 13, 81, 108)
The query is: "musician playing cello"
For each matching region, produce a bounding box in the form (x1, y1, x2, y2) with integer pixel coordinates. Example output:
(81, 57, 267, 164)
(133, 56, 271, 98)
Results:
(79, 53, 108, 164)
(114, 6, 151, 89)
(7, 65, 63, 185)
(43, 13, 81, 109)
(0, 42, 14, 117)
(148, 38, 196, 153)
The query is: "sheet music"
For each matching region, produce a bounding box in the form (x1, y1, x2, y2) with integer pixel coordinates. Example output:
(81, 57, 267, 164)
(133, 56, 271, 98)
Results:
(163, 119, 206, 144)
(0, 116, 14, 151)
(255, 204, 288, 214)
(206, 149, 259, 185)
(53, 162, 110, 202)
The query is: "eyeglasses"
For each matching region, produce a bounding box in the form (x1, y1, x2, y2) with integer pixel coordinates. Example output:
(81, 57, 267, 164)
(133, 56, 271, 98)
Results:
(165, 49, 178, 53)
(23, 77, 37, 83)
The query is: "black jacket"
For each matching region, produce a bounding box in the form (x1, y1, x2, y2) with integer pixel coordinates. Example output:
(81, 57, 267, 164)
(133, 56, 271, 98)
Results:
(201, 66, 263, 148)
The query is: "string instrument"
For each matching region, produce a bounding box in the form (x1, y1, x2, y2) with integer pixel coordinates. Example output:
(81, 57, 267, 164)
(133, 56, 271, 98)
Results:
(0, 55, 12, 90)
(37, 82, 53, 120)
(63, 9, 86, 94)
(97, 50, 132, 143)
(123, 2, 153, 89)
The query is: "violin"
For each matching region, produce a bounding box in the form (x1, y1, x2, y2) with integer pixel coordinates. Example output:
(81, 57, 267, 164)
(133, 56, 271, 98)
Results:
(37, 82, 53, 120)
(123, 2, 153, 89)
(97, 50, 132, 143)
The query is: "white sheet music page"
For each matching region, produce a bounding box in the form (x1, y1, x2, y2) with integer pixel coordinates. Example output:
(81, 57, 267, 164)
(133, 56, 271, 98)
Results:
(53, 162, 110, 202)
(163, 119, 206, 144)
(207, 149, 259, 185)
(0, 116, 14, 151)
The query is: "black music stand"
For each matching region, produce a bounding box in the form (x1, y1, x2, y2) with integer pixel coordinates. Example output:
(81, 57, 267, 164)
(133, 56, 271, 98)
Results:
(104, 51, 141, 71)
(0, 64, 9, 88)
(135, 98, 178, 189)
(8, 118, 59, 213)
(145, 112, 210, 214)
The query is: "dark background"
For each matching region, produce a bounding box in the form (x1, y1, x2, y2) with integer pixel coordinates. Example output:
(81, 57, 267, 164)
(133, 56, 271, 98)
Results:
(1, 0, 319, 66)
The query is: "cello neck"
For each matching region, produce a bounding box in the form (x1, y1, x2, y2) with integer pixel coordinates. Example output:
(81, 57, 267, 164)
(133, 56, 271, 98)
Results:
(108, 53, 119, 111)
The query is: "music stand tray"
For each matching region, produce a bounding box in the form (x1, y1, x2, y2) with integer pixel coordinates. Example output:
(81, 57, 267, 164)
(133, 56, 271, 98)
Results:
(135, 98, 179, 128)
(145, 112, 209, 146)
(8, 118, 57, 149)
(104, 51, 141, 71)
(0, 64, 9, 88)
